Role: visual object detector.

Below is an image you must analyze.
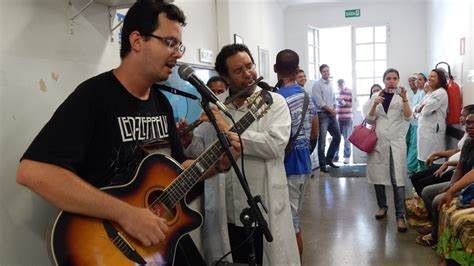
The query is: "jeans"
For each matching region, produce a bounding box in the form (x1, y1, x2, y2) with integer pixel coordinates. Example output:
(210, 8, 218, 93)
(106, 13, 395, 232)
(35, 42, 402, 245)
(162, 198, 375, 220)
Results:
(374, 148, 406, 219)
(317, 112, 341, 166)
(421, 182, 450, 239)
(335, 120, 352, 159)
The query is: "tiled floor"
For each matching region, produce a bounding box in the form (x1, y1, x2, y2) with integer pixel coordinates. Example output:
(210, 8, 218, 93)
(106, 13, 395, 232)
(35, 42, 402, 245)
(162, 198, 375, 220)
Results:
(300, 169, 442, 266)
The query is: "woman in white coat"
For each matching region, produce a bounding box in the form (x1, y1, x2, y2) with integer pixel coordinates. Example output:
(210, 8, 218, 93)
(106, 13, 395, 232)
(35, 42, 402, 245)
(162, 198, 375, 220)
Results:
(414, 69, 449, 170)
(366, 68, 412, 232)
(362, 84, 382, 118)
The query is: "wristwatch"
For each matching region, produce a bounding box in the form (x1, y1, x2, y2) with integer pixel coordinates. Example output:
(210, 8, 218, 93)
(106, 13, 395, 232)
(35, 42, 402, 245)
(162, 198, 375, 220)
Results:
(214, 162, 231, 173)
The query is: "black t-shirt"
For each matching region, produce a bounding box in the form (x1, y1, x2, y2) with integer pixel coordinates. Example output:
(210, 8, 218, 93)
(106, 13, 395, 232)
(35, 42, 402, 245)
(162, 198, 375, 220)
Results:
(21, 71, 186, 187)
(460, 137, 474, 173)
(382, 91, 394, 113)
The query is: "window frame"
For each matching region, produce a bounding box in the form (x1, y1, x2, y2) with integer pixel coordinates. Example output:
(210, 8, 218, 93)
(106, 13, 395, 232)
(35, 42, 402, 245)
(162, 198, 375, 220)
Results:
(307, 26, 320, 81)
(352, 24, 389, 100)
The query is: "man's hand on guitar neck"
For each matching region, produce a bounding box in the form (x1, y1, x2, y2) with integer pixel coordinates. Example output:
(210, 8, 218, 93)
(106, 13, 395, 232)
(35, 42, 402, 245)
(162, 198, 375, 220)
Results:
(217, 131, 241, 170)
(198, 105, 231, 131)
(116, 205, 169, 247)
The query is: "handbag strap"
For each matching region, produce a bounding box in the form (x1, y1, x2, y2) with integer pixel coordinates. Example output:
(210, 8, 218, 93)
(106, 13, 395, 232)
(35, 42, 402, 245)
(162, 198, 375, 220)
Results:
(285, 91, 310, 158)
(363, 118, 376, 130)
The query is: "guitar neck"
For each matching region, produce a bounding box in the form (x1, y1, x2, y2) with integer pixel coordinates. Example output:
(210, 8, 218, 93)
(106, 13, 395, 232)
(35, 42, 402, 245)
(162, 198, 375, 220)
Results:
(163, 111, 256, 208)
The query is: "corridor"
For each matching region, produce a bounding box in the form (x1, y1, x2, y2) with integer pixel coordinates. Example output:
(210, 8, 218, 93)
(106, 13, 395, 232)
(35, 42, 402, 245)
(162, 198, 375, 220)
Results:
(301, 170, 441, 265)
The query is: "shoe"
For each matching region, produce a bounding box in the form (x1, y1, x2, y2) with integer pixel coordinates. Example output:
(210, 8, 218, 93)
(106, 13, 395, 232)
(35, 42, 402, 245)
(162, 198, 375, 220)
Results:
(333, 157, 339, 162)
(320, 166, 329, 173)
(397, 218, 408, 233)
(416, 233, 436, 247)
(327, 162, 340, 168)
(343, 158, 350, 164)
(375, 209, 387, 220)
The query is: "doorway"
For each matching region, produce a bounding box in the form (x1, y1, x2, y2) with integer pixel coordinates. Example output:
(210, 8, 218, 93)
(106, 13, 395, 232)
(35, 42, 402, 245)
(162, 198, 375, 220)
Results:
(319, 26, 354, 165)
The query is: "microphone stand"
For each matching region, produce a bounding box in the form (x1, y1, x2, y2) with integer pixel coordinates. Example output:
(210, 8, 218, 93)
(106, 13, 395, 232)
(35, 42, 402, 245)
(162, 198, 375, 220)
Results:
(200, 98, 273, 266)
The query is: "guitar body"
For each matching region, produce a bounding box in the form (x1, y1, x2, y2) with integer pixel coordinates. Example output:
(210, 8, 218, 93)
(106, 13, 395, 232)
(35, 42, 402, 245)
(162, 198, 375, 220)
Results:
(48, 154, 203, 266)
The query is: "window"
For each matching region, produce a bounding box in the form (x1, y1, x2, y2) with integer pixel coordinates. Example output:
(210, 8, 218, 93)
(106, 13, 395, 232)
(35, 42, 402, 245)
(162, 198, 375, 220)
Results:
(307, 27, 320, 81)
(354, 26, 387, 106)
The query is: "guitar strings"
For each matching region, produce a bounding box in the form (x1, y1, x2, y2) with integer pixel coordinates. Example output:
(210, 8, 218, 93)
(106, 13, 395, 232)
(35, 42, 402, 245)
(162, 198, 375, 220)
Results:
(146, 111, 256, 214)
(146, 92, 266, 216)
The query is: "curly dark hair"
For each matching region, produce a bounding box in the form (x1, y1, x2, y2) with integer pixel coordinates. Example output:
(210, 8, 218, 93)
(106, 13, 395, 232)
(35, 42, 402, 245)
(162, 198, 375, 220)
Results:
(430, 69, 448, 90)
(215, 44, 255, 77)
(120, 0, 186, 59)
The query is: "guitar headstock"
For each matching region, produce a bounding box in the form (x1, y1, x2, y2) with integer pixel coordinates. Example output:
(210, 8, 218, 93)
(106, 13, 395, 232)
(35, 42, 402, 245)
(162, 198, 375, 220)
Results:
(245, 89, 273, 120)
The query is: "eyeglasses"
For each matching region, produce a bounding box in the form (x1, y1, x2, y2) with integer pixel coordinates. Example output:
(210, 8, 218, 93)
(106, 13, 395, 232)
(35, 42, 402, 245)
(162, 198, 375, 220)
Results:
(142, 34, 186, 54)
(231, 63, 256, 76)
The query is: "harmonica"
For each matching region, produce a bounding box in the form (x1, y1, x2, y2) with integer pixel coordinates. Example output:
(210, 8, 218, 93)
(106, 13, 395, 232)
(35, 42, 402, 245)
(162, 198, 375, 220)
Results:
(224, 76, 264, 105)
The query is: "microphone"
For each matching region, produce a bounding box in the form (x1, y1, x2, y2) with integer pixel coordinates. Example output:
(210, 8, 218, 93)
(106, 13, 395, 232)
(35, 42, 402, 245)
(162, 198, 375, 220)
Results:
(178, 64, 231, 117)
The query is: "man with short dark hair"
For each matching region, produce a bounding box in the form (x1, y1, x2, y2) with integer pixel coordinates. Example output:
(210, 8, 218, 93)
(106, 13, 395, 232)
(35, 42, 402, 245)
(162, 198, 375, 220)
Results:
(16, 1, 240, 264)
(296, 69, 307, 88)
(312, 64, 341, 172)
(200, 44, 299, 265)
(274, 49, 318, 262)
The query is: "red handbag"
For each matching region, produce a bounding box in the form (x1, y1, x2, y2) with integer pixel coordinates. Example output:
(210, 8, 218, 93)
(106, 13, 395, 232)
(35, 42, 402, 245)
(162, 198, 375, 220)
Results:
(348, 119, 378, 153)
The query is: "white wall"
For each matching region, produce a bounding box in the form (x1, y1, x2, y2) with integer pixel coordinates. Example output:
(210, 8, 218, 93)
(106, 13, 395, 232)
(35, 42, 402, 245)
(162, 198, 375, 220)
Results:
(284, 1, 427, 90)
(177, 0, 219, 67)
(223, 0, 286, 84)
(0, 0, 218, 264)
(426, 0, 473, 105)
(0, 0, 285, 264)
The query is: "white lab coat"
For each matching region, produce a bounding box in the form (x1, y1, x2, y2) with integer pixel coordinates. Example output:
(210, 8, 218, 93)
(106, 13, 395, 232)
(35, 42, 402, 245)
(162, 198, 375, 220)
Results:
(187, 89, 300, 266)
(365, 93, 411, 185)
(415, 88, 449, 162)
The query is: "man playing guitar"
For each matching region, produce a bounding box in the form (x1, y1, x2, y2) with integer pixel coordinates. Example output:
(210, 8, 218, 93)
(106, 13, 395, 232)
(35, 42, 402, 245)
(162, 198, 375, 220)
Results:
(16, 1, 240, 265)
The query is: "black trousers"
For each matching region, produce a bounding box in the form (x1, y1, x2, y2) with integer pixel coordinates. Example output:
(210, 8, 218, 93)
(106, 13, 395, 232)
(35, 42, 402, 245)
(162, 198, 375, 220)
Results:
(410, 165, 453, 196)
(174, 234, 205, 266)
(228, 223, 263, 265)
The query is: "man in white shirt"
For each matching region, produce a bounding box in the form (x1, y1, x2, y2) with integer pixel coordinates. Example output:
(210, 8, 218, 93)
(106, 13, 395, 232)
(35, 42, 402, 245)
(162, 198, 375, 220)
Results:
(312, 64, 341, 172)
(191, 44, 299, 266)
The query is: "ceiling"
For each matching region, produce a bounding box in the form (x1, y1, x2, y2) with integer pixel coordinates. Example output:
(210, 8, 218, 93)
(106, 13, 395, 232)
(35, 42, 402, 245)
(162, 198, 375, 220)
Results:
(277, 0, 426, 8)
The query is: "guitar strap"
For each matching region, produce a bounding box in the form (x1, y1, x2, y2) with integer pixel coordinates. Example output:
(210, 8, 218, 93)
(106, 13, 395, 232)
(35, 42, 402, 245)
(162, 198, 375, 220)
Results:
(285, 91, 309, 159)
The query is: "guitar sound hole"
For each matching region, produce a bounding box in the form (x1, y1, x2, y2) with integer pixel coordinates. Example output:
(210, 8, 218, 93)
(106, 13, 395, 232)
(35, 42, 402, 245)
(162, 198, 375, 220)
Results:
(147, 190, 177, 221)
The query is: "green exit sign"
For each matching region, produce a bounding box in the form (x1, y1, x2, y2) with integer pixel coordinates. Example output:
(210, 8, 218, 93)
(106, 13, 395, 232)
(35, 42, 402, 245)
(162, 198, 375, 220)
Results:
(345, 9, 360, 18)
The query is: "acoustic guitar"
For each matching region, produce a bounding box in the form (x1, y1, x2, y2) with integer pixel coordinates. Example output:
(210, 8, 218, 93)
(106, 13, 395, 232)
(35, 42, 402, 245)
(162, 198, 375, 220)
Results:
(48, 89, 273, 265)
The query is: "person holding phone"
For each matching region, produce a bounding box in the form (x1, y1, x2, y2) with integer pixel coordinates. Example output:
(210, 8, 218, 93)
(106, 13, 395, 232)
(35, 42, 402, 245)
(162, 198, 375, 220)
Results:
(366, 68, 412, 232)
(414, 69, 449, 171)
